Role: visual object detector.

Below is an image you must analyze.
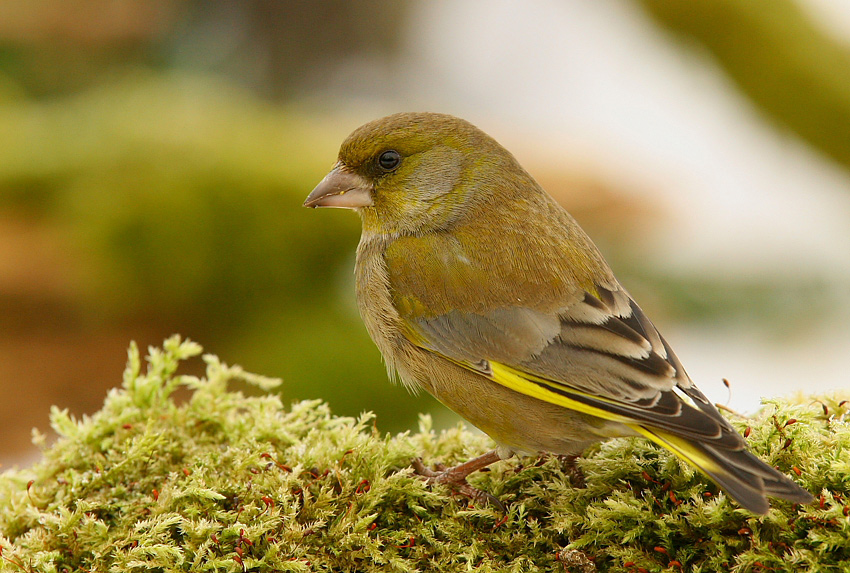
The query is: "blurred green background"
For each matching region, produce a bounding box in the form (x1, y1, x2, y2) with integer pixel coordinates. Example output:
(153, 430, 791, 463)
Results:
(1, 0, 849, 466)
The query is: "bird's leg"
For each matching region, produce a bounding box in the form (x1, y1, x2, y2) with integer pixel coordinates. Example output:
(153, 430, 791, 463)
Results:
(412, 450, 505, 511)
(557, 454, 586, 488)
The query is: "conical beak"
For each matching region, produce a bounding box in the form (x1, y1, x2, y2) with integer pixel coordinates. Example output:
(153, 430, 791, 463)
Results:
(303, 165, 373, 209)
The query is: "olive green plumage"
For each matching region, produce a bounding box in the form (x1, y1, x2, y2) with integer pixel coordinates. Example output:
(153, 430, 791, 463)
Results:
(304, 112, 813, 514)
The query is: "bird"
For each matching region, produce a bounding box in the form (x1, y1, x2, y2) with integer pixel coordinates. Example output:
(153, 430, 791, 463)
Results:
(303, 112, 813, 514)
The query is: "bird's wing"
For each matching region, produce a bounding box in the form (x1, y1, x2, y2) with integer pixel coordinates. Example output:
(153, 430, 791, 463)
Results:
(403, 284, 746, 450)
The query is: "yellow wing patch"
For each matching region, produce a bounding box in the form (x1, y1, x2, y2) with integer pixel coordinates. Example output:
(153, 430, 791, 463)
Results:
(488, 361, 722, 475)
(423, 350, 772, 511)
(631, 426, 722, 474)
(488, 361, 636, 425)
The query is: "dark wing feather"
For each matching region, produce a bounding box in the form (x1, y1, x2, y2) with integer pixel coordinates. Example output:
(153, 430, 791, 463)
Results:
(409, 284, 746, 450)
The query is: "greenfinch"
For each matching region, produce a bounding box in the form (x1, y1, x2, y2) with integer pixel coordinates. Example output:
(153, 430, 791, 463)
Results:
(304, 112, 813, 514)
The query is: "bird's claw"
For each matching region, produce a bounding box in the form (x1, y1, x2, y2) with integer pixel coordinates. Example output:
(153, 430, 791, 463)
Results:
(556, 454, 587, 488)
(412, 457, 506, 512)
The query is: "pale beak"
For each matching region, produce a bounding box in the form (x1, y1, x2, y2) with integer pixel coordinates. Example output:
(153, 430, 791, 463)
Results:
(303, 165, 373, 209)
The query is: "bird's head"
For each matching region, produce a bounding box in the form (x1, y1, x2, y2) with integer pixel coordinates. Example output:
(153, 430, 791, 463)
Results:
(304, 112, 526, 235)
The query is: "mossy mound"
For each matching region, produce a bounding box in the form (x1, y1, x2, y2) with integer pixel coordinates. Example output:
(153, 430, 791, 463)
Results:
(1, 337, 847, 572)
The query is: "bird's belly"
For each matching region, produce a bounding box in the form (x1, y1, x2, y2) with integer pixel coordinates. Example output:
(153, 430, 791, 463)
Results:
(407, 348, 634, 457)
(354, 235, 633, 456)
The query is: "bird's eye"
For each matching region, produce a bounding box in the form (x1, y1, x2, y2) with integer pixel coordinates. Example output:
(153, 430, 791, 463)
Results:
(377, 150, 401, 172)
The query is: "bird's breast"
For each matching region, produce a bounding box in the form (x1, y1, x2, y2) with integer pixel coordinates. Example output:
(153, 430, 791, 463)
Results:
(354, 234, 424, 392)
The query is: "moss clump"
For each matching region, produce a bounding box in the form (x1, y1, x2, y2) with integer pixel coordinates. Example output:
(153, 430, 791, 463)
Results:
(1, 337, 848, 572)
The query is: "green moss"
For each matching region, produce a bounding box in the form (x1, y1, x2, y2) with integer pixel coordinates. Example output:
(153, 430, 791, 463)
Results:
(1, 337, 848, 572)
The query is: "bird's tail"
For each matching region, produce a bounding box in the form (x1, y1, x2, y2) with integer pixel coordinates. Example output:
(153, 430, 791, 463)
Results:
(631, 425, 814, 514)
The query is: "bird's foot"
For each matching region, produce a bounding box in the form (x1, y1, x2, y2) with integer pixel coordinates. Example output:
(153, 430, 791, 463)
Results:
(556, 454, 586, 488)
(412, 450, 505, 512)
